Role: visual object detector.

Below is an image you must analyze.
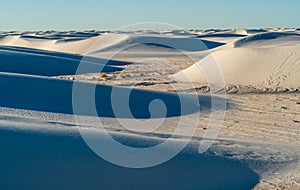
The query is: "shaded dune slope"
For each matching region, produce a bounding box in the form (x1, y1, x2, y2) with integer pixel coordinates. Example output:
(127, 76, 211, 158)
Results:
(0, 127, 259, 190)
(0, 73, 222, 118)
(91, 35, 225, 53)
(0, 46, 130, 76)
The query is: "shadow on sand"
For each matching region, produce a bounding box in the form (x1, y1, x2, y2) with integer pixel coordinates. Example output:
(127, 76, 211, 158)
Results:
(0, 128, 259, 190)
(0, 46, 130, 76)
(0, 73, 224, 118)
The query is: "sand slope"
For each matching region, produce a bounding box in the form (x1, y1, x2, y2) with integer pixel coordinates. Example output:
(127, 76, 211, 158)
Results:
(174, 32, 300, 87)
(0, 46, 126, 76)
(0, 31, 103, 54)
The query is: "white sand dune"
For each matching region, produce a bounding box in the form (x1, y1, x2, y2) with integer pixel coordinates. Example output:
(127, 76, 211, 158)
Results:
(0, 46, 125, 76)
(0, 71, 256, 190)
(234, 32, 300, 48)
(0, 29, 260, 190)
(3, 29, 298, 87)
(0, 31, 225, 55)
(0, 29, 299, 189)
(0, 111, 259, 190)
(174, 31, 300, 87)
(0, 31, 103, 54)
(89, 34, 225, 54)
(0, 72, 220, 117)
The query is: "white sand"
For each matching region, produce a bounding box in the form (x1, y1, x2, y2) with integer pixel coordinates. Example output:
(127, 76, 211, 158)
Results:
(0, 28, 299, 189)
(173, 32, 300, 88)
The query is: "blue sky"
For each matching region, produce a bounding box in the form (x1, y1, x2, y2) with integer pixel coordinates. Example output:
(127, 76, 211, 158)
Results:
(1, 0, 299, 31)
